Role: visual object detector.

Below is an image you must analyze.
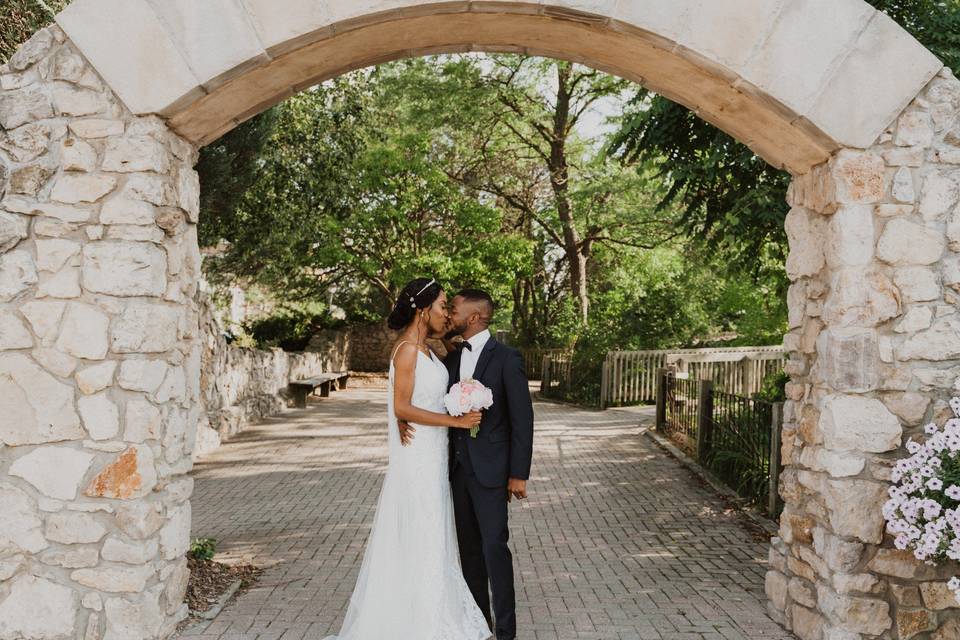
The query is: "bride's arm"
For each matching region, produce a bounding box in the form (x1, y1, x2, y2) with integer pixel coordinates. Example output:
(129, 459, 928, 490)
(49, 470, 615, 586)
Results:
(393, 343, 480, 430)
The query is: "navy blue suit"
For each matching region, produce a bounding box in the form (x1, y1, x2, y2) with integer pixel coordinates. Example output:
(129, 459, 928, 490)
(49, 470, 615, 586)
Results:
(445, 338, 534, 639)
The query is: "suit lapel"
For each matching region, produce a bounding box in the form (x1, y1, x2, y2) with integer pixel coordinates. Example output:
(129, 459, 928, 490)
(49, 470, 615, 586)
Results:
(448, 347, 463, 386)
(472, 338, 498, 384)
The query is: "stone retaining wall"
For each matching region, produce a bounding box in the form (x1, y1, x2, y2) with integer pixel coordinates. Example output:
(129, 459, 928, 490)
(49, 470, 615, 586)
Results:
(193, 293, 346, 458)
(308, 321, 396, 372)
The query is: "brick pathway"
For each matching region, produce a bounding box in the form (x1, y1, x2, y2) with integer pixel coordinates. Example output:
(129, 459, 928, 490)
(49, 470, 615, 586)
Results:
(178, 386, 794, 640)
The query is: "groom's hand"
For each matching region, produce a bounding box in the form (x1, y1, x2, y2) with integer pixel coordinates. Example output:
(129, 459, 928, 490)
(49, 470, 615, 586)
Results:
(507, 478, 527, 502)
(398, 420, 415, 446)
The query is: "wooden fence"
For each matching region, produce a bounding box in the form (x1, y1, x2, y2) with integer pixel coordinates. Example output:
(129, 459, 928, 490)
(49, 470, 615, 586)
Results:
(540, 353, 573, 396)
(519, 347, 570, 381)
(600, 346, 784, 408)
(656, 369, 784, 517)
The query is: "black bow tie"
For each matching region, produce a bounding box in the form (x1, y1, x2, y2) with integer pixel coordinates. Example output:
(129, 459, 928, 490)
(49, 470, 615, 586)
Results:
(460, 341, 473, 351)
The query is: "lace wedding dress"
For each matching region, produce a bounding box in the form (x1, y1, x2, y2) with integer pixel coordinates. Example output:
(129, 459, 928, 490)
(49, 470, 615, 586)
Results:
(324, 346, 491, 640)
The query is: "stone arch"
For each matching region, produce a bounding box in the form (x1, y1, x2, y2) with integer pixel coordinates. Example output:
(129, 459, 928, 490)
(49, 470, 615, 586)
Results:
(0, 1, 958, 638)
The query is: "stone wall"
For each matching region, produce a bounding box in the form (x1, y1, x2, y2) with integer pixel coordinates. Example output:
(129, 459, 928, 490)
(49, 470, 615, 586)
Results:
(193, 292, 346, 458)
(766, 67, 960, 639)
(308, 321, 396, 372)
(0, 27, 201, 639)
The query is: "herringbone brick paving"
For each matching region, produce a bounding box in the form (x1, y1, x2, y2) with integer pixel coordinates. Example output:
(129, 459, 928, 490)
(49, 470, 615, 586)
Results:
(178, 386, 794, 640)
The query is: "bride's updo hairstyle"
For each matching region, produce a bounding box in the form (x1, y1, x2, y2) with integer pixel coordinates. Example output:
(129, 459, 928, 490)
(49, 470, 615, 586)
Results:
(387, 277, 443, 330)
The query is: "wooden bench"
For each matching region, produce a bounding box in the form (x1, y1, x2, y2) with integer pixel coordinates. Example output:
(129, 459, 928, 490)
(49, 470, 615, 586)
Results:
(289, 372, 350, 408)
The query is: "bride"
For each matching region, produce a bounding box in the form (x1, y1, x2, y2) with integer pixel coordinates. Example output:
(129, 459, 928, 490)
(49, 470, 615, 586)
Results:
(324, 277, 492, 640)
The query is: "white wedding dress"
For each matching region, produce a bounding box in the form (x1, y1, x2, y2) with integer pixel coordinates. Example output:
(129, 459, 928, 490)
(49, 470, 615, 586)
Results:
(324, 346, 491, 640)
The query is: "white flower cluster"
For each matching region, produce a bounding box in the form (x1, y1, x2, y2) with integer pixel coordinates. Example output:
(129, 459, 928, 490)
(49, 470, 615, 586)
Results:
(882, 397, 960, 605)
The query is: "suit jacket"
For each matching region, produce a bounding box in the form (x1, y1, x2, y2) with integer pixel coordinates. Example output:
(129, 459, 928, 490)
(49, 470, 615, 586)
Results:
(445, 338, 534, 488)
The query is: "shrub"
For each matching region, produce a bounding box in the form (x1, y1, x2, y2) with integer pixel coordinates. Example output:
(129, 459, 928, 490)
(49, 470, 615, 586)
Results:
(189, 537, 217, 561)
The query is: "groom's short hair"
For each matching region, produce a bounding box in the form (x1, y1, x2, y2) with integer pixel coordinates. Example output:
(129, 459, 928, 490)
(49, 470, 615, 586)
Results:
(457, 289, 495, 318)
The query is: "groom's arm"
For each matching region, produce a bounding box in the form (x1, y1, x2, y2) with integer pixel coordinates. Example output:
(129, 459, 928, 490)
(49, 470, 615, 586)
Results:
(504, 349, 534, 482)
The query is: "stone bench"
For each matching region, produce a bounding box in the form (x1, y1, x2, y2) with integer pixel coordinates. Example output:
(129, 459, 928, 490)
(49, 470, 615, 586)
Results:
(289, 372, 350, 408)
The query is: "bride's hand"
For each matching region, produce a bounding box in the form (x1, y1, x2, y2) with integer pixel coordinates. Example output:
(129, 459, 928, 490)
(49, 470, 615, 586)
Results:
(454, 411, 483, 430)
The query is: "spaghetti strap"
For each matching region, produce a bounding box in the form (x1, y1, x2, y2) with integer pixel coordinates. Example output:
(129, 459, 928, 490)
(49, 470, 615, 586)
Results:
(390, 340, 414, 364)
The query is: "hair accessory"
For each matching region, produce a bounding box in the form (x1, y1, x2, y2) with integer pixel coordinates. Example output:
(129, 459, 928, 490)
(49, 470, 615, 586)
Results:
(414, 279, 436, 297)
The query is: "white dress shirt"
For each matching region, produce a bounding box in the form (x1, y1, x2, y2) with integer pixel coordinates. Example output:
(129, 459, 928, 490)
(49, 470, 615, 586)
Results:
(459, 329, 491, 382)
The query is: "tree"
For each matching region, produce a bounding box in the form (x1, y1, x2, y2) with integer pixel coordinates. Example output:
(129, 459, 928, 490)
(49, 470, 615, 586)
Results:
(609, 0, 960, 280)
(0, 0, 67, 64)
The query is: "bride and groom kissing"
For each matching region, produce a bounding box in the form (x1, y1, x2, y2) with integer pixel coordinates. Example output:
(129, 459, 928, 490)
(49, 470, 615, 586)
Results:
(324, 278, 535, 640)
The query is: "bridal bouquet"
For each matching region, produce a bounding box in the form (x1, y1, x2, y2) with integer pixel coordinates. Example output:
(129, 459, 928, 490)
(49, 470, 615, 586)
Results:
(882, 396, 960, 605)
(445, 379, 493, 438)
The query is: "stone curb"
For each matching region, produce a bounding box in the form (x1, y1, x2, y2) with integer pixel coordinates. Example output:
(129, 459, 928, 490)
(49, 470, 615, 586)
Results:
(196, 579, 242, 621)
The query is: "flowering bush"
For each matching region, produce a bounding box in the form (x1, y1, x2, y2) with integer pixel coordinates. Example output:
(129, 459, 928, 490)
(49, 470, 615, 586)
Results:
(444, 379, 494, 438)
(882, 396, 960, 605)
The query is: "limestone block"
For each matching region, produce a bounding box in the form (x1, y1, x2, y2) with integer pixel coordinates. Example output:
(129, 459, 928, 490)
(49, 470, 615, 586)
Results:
(61, 137, 98, 173)
(71, 564, 154, 593)
(145, 0, 266, 86)
(920, 581, 960, 610)
(85, 445, 157, 500)
(791, 604, 826, 640)
(830, 150, 885, 204)
(99, 197, 155, 225)
(105, 224, 165, 244)
(918, 170, 959, 221)
(0, 250, 37, 301)
(69, 119, 124, 139)
(894, 267, 941, 303)
(19, 299, 65, 344)
(897, 317, 960, 361)
(0, 311, 33, 349)
(49, 47, 88, 84)
(111, 303, 180, 354)
(785, 206, 826, 280)
(45, 511, 107, 544)
(826, 205, 873, 268)
(765, 570, 788, 611)
(876, 218, 945, 266)
(163, 557, 189, 614)
(102, 588, 163, 640)
(934, 619, 960, 640)
(891, 167, 915, 203)
(102, 136, 171, 173)
(821, 269, 900, 327)
(882, 392, 930, 426)
(895, 306, 933, 333)
(155, 367, 186, 405)
(0, 352, 83, 445)
(896, 109, 934, 147)
(78, 392, 120, 440)
(0, 211, 28, 253)
(122, 174, 176, 207)
(0, 123, 51, 162)
(101, 536, 158, 564)
(815, 328, 879, 392)
(118, 360, 167, 393)
(76, 361, 116, 395)
(82, 241, 167, 297)
(824, 479, 889, 543)
(883, 145, 924, 168)
(739, 0, 873, 116)
(807, 10, 942, 149)
(9, 163, 52, 196)
(0, 483, 47, 553)
(10, 446, 95, 500)
(7, 29, 55, 71)
(819, 394, 901, 453)
(52, 84, 108, 118)
(813, 527, 863, 573)
(50, 173, 117, 204)
(114, 500, 165, 539)
(0, 574, 77, 639)
(31, 346, 76, 377)
(29, 202, 92, 223)
(36, 239, 80, 272)
(159, 502, 190, 560)
(799, 446, 864, 478)
(53, 301, 110, 360)
(124, 397, 162, 442)
(176, 167, 200, 223)
(0, 87, 53, 130)
(57, 0, 201, 115)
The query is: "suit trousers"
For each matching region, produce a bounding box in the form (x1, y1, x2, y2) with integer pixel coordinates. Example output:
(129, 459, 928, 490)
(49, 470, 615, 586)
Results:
(451, 453, 516, 638)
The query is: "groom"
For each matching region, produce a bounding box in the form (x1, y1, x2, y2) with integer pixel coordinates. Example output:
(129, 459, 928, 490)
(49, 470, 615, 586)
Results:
(443, 289, 534, 640)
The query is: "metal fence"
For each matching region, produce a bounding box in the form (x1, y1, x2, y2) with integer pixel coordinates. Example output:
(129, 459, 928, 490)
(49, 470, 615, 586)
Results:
(540, 353, 573, 398)
(601, 346, 784, 408)
(655, 370, 784, 517)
